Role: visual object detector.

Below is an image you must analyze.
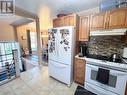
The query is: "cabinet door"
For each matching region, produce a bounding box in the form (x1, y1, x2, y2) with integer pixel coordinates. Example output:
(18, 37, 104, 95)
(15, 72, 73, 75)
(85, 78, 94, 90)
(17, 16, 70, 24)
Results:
(63, 16, 70, 26)
(53, 18, 64, 27)
(74, 58, 85, 85)
(125, 12, 127, 27)
(53, 19, 60, 27)
(79, 16, 89, 41)
(63, 15, 74, 26)
(69, 16, 75, 26)
(90, 12, 107, 31)
(59, 18, 64, 27)
(108, 8, 127, 29)
(53, 14, 76, 27)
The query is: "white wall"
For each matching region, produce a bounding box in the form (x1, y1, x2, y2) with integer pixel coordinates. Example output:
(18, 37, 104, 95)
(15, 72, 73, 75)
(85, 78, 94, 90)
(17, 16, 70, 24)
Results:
(0, 7, 99, 43)
(38, 6, 53, 46)
(77, 7, 99, 16)
(0, 22, 15, 41)
(17, 24, 36, 49)
(17, 25, 28, 49)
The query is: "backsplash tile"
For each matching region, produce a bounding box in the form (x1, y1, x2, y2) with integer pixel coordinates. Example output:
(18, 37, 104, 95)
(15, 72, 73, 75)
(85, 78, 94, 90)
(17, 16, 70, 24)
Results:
(88, 36, 127, 56)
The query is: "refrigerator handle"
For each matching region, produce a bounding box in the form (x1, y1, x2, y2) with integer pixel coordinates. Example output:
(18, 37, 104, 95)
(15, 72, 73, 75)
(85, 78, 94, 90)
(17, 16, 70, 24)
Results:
(50, 62, 67, 68)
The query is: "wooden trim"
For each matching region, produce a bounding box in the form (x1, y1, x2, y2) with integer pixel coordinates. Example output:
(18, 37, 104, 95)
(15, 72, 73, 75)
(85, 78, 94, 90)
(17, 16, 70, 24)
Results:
(75, 14, 79, 42)
(12, 26, 18, 42)
(108, 7, 127, 14)
(36, 18, 42, 65)
(125, 82, 127, 95)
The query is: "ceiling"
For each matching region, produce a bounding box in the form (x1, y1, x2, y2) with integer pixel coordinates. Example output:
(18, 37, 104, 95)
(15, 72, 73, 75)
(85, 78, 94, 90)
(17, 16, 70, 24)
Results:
(0, 0, 104, 27)
(10, 18, 34, 27)
(15, 0, 103, 17)
(0, 15, 25, 24)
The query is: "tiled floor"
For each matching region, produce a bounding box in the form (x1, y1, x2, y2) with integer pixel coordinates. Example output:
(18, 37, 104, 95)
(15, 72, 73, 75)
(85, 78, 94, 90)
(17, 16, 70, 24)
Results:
(24, 55, 48, 66)
(0, 66, 78, 95)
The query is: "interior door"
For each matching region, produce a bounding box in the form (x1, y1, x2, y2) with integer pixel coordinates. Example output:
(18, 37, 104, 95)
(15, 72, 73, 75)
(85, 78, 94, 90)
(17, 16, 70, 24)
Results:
(57, 27, 73, 65)
(48, 29, 58, 61)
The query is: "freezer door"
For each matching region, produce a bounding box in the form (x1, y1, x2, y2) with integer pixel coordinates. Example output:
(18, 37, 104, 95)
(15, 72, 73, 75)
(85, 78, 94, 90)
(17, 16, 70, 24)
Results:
(48, 60, 72, 85)
(48, 29, 58, 61)
(57, 26, 75, 65)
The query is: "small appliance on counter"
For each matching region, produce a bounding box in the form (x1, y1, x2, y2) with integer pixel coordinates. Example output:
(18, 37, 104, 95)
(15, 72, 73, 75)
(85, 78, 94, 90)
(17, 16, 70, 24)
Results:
(110, 53, 121, 62)
(79, 43, 88, 57)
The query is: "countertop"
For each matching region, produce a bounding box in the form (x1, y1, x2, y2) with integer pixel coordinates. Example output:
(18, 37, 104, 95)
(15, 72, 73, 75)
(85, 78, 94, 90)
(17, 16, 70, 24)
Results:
(75, 54, 127, 72)
(75, 54, 86, 60)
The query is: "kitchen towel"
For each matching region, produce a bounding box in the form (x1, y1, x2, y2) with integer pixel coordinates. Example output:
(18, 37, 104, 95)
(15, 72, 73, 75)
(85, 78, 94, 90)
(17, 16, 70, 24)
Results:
(96, 68, 110, 84)
(74, 86, 97, 95)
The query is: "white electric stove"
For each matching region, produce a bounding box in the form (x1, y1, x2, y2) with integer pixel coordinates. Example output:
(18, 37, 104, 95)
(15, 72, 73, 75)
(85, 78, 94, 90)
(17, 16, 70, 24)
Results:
(85, 58, 127, 95)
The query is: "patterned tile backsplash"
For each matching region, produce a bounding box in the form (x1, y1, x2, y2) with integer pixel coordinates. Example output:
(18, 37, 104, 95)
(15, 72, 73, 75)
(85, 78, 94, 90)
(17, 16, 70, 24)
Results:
(88, 36, 127, 56)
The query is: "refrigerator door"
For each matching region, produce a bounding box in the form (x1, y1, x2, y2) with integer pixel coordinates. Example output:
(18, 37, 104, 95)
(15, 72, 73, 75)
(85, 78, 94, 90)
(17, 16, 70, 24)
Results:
(57, 26, 75, 65)
(48, 29, 58, 61)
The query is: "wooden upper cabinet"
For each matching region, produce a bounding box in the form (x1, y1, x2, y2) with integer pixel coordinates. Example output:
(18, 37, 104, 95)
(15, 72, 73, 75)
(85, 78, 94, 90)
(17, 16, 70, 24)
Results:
(79, 16, 89, 41)
(125, 12, 127, 27)
(68, 15, 75, 26)
(63, 15, 74, 26)
(53, 14, 77, 28)
(108, 8, 127, 29)
(90, 8, 127, 31)
(53, 19, 60, 27)
(90, 12, 107, 31)
(63, 16, 70, 26)
(59, 18, 64, 27)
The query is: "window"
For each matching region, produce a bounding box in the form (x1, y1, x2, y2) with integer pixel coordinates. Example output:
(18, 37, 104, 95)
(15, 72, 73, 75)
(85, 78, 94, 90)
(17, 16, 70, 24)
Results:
(0, 43, 16, 67)
(30, 32, 37, 52)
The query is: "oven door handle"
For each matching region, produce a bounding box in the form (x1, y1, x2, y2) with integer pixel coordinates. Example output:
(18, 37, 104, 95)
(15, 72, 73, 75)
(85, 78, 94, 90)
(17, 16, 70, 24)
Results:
(87, 64, 127, 76)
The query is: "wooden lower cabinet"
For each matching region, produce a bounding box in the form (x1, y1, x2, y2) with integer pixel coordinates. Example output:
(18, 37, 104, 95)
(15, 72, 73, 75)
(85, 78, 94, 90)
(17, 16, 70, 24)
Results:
(74, 58, 85, 85)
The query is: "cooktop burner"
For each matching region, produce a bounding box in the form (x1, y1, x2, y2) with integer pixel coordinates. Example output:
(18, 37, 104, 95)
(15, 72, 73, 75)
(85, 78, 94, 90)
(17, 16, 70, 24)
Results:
(86, 54, 122, 63)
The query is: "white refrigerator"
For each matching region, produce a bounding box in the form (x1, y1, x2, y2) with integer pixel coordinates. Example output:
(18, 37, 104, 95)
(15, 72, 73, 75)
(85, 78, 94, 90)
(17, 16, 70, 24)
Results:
(48, 26, 76, 86)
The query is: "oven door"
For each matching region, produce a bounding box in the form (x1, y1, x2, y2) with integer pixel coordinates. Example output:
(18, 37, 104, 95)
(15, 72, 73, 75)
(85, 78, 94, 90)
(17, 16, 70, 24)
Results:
(85, 64, 127, 95)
